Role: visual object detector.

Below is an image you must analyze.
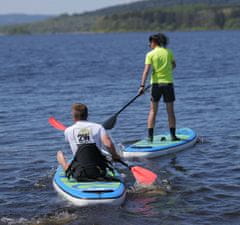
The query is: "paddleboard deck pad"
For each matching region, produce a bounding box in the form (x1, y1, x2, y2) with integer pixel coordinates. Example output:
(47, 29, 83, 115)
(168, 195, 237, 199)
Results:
(122, 128, 197, 159)
(53, 167, 126, 207)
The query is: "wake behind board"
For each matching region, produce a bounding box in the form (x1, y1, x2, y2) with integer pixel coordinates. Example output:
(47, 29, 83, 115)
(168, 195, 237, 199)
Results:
(122, 128, 197, 159)
(53, 167, 126, 207)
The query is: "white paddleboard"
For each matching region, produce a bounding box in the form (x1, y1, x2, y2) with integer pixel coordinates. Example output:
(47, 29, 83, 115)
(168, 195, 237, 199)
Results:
(53, 167, 126, 207)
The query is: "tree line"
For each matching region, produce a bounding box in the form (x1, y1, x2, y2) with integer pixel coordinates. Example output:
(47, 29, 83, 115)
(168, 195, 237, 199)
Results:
(0, 4, 239, 35)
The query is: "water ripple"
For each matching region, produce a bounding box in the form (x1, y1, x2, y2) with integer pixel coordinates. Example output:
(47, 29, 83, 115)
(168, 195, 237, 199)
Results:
(0, 31, 240, 225)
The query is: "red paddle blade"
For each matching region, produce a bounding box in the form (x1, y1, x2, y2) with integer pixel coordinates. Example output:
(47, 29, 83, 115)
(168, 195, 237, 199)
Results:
(48, 117, 66, 131)
(131, 166, 157, 185)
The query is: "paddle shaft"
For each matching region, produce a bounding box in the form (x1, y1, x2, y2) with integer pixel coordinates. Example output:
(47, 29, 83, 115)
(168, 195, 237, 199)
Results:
(114, 85, 151, 116)
(117, 159, 131, 169)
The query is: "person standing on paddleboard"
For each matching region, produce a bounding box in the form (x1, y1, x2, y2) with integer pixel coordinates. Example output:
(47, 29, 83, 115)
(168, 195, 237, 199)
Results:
(57, 103, 121, 181)
(138, 33, 180, 142)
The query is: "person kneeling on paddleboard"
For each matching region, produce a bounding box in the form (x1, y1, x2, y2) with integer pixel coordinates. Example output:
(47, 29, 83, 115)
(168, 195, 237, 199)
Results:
(138, 33, 180, 142)
(57, 103, 121, 181)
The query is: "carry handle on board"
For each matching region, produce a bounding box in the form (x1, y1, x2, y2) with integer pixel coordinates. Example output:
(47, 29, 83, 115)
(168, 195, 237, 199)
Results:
(48, 117, 157, 186)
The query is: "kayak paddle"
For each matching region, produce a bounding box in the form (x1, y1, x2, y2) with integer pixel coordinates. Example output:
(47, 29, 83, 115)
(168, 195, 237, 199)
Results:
(117, 159, 157, 185)
(48, 117, 66, 131)
(102, 85, 151, 130)
(48, 116, 157, 186)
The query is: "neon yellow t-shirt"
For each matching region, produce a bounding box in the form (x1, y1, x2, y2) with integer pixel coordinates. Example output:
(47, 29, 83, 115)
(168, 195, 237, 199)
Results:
(145, 46, 174, 84)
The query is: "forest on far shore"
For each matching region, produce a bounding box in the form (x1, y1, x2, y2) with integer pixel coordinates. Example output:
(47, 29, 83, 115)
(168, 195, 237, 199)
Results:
(1, 3, 240, 35)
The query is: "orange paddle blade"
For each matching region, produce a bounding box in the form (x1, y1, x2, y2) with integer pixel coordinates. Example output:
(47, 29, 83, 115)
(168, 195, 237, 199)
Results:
(131, 166, 157, 185)
(48, 117, 66, 131)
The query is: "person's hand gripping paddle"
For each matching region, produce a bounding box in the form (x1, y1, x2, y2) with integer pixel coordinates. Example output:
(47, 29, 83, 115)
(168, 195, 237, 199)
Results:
(48, 117, 157, 186)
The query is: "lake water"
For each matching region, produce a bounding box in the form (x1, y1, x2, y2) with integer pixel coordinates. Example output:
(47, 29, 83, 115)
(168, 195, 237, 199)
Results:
(0, 31, 239, 225)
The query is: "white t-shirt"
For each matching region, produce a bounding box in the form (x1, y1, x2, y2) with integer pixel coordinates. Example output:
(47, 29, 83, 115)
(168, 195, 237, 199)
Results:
(64, 121, 107, 155)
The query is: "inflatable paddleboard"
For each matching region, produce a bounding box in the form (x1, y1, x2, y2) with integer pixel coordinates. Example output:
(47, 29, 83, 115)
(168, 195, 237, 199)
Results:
(53, 167, 126, 207)
(122, 128, 197, 159)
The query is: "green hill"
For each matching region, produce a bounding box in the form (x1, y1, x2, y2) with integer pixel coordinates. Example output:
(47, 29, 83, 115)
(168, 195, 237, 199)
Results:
(1, 0, 240, 34)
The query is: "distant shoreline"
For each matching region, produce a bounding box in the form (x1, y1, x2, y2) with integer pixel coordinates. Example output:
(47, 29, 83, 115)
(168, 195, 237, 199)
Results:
(1, 2, 240, 35)
(0, 28, 240, 37)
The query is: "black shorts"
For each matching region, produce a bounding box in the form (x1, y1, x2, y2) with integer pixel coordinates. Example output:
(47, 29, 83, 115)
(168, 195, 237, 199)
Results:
(151, 83, 175, 103)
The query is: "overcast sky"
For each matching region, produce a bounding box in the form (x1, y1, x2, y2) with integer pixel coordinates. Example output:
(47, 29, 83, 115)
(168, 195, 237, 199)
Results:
(0, 0, 141, 15)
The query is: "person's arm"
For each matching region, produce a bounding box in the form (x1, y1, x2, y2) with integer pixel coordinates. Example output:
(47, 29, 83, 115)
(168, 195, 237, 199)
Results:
(170, 49, 176, 70)
(138, 64, 151, 95)
(64, 129, 68, 142)
(172, 60, 176, 70)
(101, 134, 121, 161)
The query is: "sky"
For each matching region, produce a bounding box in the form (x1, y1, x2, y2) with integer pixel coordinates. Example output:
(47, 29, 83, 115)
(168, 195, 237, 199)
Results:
(0, 0, 141, 15)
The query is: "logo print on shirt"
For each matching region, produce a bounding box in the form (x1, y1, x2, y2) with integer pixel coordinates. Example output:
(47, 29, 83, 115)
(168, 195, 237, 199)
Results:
(77, 128, 91, 144)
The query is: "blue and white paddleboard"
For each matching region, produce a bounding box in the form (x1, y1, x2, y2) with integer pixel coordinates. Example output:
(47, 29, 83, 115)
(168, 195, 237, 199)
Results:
(53, 167, 126, 207)
(121, 128, 197, 159)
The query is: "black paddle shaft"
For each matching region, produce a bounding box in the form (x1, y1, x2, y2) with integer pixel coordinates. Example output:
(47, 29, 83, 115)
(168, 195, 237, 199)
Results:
(102, 85, 151, 129)
(116, 159, 131, 169)
(115, 85, 151, 116)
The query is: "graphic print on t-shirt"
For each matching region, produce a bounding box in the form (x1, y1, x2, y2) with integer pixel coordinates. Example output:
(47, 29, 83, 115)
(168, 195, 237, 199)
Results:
(66, 122, 106, 153)
(76, 128, 91, 144)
